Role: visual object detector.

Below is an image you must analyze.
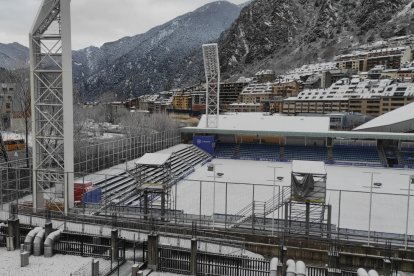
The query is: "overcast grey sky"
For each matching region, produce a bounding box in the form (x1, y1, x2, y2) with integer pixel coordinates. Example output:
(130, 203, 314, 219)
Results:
(0, 0, 246, 50)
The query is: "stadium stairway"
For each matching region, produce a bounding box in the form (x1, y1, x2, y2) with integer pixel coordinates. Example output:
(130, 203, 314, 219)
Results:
(229, 187, 291, 229)
(90, 144, 212, 209)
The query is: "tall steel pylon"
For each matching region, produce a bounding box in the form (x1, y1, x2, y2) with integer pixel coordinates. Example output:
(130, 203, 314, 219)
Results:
(202, 44, 220, 128)
(30, 0, 74, 215)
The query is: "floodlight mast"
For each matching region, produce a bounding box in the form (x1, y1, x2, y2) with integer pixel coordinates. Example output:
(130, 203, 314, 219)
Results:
(202, 43, 220, 128)
(30, 0, 74, 215)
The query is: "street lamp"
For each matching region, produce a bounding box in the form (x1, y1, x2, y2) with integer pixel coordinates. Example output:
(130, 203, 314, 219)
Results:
(363, 171, 382, 246)
(267, 166, 284, 235)
(207, 163, 223, 230)
(400, 174, 414, 250)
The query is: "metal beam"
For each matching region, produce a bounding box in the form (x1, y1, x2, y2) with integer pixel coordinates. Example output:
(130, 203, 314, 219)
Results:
(30, 0, 74, 215)
(202, 44, 220, 128)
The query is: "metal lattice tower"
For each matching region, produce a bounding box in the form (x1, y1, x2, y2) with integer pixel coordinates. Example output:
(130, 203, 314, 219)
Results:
(30, 0, 74, 215)
(202, 44, 220, 128)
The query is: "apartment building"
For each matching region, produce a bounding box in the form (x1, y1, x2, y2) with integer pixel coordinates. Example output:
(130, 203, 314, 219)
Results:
(240, 82, 274, 103)
(272, 80, 301, 97)
(336, 46, 412, 72)
(220, 82, 249, 111)
(282, 78, 414, 116)
(228, 103, 261, 113)
(0, 83, 16, 129)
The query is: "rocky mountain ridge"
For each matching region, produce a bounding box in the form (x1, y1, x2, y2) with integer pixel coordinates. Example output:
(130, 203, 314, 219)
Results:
(219, 0, 414, 78)
(2, 0, 414, 99)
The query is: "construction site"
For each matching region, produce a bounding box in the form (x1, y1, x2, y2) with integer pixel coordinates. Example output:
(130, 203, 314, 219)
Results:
(0, 0, 414, 276)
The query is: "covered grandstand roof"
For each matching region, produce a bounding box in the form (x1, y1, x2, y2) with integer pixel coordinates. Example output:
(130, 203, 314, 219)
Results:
(136, 153, 171, 166)
(197, 113, 330, 133)
(182, 124, 414, 141)
(354, 102, 414, 132)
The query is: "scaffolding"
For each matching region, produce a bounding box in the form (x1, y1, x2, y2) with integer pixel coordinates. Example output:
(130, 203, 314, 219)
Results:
(134, 153, 173, 221)
(202, 44, 220, 128)
(30, 0, 74, 215)
(286, 160, 330, 237)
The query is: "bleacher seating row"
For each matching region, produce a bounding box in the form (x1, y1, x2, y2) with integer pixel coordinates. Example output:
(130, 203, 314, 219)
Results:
(239, 144, 280, 161)
(332, 145, 381, 164)
(214, 143, 384, 166)
(283, 145, 328, 162)
(91, 144, 212, 207)
(401, 147, 414, 166)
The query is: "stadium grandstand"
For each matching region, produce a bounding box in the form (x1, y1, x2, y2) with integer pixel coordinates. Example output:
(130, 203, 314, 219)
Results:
(76, 144, 212, 210)
(181, 112, 414, 168)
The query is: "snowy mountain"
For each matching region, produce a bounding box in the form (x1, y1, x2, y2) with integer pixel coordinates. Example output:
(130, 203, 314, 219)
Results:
(0, 42, 29, 70)
(2, 0, 414, 99)
(219, 0, 414, 78)
(73, 1, 242, 99)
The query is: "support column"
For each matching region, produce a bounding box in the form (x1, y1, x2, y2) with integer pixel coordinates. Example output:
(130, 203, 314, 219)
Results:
(190, 238, 198, 275)
(147, 233, 159, 270)
(144, 191, 149, 220)
(44, 221, 53, 238)
(92, 259, 99, 276)
(161, 191, 166, 221)
(131, 264, 139, 276)
(284, 202, 289, 234)
(327, 205, 332, 239)
(327, 242, 341, 276)
(383, 258, 391, 276)
(111, 229, 119, 261)
(7, 217, 20, 250)
(305, 202, 310, 237)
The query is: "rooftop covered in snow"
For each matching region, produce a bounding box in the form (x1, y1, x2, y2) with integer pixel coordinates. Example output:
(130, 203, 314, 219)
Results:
(195, 113, 330, 133)
(181, 112, 414, 141)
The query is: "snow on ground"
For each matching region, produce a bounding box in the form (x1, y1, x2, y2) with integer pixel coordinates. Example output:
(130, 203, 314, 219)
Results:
(176, 159, 414, 235)
(0, 247, 104, 276)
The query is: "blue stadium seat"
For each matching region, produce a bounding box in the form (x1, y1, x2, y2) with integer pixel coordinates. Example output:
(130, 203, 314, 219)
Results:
(215, 143, 236, 159)
(239, 144, 280, 161)
(283, 145, 328, 162)
(401, 147, 414, 166)
(333, 145, 381, 164)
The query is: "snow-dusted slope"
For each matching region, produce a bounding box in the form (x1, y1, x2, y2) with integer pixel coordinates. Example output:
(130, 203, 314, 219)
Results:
(0, 42, 29, 70)
(219, 0, 413, 78)
(73, 1, 242, 99)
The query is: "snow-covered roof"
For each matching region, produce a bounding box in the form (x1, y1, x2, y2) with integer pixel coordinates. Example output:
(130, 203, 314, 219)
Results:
(286, 79, 414, 102)
(354, 102, 414, 131)
(336, 46, 409, 61)
(196, 113, 330, 133)
(136, 153, 171, 166)
(292, 160, 326, 175)
(286, 62, 338, 77)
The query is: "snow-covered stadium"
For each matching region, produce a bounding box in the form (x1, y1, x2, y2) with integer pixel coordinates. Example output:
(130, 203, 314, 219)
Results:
(2, 1, 414, 275)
